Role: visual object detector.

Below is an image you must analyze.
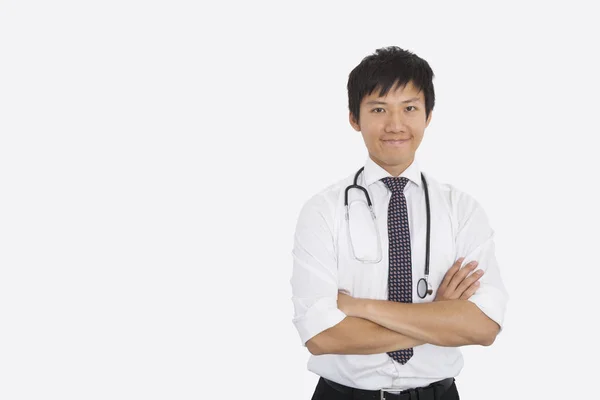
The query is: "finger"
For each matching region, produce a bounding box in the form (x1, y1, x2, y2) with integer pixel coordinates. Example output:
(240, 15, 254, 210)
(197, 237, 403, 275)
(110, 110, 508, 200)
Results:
(442, 258, 470, 294)
(440, 258, 469, 300)
(459, 281, 480, 300)
(455, 261, 479, 282)
(455, 269, 484, 295)
(447, 261, 478, 291)
(439, 258, 464, 291)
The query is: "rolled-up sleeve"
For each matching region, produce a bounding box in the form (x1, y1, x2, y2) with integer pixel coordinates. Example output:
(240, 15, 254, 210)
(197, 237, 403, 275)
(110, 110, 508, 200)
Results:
(454, 194, 509, 331)
(291, 195, 346, 345)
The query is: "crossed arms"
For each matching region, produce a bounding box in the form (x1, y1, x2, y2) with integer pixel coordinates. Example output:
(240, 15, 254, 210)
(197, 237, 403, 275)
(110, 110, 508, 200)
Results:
(292, 193, 508, 357)
(306, 258, 500, 355)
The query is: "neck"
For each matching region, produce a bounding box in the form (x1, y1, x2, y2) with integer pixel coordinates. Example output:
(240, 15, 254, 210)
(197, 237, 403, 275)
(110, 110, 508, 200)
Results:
(371, 156, 414, 177)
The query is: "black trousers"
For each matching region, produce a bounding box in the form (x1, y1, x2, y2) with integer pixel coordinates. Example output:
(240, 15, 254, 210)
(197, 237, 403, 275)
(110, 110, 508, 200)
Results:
(311, 377, 460, 400)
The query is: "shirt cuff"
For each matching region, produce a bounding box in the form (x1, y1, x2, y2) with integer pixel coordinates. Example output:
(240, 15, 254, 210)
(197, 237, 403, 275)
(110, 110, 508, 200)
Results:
(467, 287, 508, 333)
(292, 297, 347, 345)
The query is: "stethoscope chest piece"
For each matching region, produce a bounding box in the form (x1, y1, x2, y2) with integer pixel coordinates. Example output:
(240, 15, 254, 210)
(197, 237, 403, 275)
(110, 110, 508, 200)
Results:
(417, 277, 433, 299)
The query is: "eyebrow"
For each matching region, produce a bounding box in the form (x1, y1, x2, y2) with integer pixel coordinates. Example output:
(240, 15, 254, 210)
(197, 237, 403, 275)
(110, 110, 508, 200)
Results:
(365, 97, 422, 105)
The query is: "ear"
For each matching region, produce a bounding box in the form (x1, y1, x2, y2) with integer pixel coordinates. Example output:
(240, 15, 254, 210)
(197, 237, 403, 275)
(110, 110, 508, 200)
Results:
(349, 112, 361, 132)
(425, 111, 433, 128)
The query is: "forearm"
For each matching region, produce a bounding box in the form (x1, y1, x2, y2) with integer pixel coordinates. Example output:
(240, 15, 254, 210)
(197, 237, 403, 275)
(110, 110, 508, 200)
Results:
(356, 299, 499, 347)
(306, 316, 426, 355)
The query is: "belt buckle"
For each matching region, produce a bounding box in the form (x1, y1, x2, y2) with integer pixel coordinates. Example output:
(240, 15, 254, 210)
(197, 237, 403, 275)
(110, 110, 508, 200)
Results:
(380, 388, 402, 400)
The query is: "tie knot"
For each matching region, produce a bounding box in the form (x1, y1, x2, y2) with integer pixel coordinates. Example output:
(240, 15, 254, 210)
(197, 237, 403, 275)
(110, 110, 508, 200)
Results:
(381, 177, 409, 193)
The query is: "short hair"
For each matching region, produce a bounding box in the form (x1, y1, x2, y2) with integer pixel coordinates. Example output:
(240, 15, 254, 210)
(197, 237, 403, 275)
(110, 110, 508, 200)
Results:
(347, 46, 435, 123)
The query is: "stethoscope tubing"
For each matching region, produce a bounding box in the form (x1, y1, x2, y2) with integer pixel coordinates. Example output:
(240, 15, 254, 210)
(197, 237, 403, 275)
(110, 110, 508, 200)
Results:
(344, 166, 432, 298)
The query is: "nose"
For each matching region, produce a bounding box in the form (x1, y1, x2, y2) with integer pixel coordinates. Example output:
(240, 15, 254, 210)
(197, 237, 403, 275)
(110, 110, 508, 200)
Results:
(384, 111, 407, 133)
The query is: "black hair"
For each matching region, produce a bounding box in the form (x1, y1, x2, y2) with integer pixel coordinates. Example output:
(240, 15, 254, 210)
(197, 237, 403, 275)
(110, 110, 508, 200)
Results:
(347, 46, 435, 124)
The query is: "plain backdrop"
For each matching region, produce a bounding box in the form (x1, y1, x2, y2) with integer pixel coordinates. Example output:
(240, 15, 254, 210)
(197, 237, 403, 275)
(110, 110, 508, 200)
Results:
(1, 1, 599, 399)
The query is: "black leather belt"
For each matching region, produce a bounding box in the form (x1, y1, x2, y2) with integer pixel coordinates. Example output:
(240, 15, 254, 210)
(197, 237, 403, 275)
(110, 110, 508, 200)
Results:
(323, 377, 455, 400)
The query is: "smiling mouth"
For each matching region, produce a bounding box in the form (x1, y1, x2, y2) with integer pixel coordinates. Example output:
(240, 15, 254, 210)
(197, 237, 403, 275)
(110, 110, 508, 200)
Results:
(382, 138, 410, 146)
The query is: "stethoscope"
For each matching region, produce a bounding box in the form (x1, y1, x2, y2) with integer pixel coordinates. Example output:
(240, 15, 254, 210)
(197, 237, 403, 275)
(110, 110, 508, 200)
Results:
(344, 167, 433, 298)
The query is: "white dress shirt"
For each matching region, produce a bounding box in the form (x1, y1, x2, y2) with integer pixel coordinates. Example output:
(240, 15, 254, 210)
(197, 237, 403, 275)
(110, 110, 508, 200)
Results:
(291, 157, 508, 391)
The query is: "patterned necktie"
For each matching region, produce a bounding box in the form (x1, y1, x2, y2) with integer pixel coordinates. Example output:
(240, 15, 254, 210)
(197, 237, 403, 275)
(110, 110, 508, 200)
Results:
(381, 177, 413, 364)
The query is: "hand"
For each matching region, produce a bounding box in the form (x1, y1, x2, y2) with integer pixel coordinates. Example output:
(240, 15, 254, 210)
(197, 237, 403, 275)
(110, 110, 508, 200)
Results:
(337, 291, 360, 317)
(434, 257, 484, 301)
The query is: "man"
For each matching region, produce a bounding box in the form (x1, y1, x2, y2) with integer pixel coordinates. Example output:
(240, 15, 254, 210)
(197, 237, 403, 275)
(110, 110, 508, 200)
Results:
(291, 46, 508, 400)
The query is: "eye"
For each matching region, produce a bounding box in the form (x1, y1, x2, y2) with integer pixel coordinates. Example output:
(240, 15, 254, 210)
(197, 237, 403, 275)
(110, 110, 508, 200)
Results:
(406, 105, 417, 112)
(371, 108, 385, 113)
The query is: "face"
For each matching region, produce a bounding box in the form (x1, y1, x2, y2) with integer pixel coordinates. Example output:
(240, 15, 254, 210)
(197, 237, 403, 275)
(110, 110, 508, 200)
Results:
(350, 81, 432, 177)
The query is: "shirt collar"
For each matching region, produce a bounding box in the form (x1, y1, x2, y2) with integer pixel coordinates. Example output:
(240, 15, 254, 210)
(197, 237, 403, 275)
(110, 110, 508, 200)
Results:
(362, 156, 423, 188)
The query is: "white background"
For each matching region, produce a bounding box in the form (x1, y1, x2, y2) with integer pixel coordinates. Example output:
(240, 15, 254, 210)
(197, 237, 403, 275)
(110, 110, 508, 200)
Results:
(1, 1, 599, 399)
